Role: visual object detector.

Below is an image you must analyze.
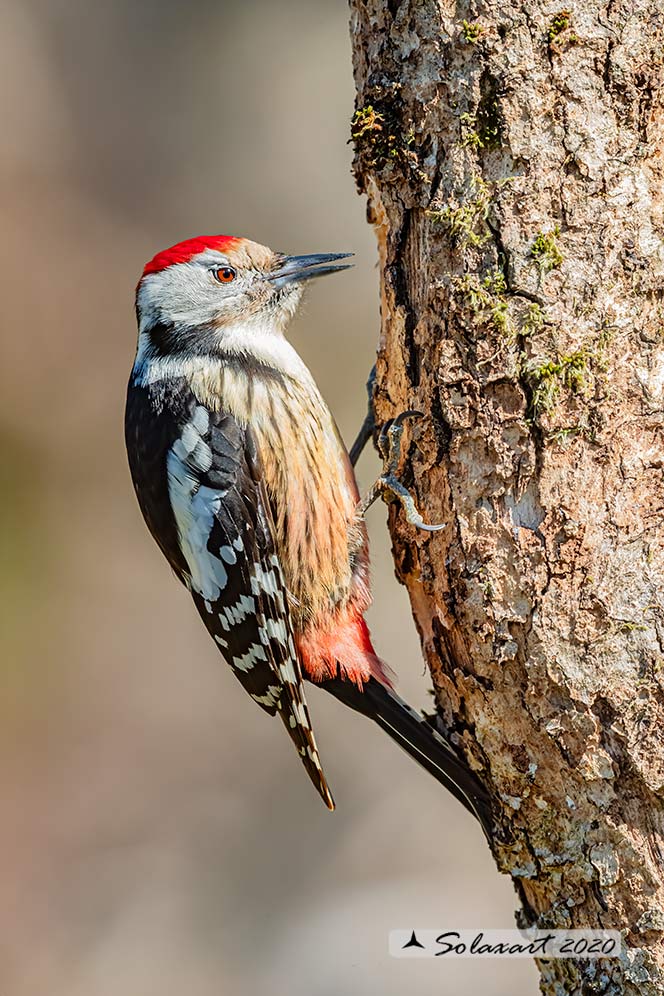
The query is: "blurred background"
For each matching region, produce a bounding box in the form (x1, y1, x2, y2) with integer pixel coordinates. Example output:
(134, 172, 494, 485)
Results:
(0, 1, 535, 993)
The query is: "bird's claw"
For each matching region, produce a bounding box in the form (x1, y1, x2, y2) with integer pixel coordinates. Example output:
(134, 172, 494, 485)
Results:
(358, 410, 445, 532)
(349, 366, 377, 468)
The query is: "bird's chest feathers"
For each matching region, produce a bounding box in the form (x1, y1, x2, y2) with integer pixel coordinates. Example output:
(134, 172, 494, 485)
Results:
(187, 362, 361, 619)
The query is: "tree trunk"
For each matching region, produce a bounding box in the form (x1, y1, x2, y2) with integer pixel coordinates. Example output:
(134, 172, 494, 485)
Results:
(348, 1, 664, 991)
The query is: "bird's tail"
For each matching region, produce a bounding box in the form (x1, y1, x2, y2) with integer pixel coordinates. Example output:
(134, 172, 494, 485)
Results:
(320, 675, 494, 840)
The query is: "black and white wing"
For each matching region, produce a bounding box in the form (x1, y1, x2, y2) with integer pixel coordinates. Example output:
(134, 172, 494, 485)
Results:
(125, 382, 334, 809)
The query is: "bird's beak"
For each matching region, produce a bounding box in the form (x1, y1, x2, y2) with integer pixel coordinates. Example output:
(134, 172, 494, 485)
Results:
(269, 252, 354, 289)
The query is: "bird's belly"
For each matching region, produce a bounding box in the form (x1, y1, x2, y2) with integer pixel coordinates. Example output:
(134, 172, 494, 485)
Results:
(258, 399, 367, 626)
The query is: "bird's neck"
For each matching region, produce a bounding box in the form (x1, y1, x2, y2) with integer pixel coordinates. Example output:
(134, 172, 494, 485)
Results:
(132, 315, 311, 390)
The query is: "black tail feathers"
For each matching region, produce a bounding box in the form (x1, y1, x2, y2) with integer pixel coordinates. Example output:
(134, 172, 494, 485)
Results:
(321, 676, 494, 840)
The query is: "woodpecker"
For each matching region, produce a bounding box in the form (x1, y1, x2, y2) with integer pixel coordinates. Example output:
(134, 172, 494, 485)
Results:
(125, 234, 492, 835)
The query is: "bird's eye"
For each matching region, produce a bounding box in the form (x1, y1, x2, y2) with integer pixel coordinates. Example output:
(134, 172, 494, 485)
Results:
(213, 266, 237, 283)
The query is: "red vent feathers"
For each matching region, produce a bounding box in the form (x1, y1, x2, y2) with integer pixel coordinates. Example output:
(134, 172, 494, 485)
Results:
(142, 235, 241, 276)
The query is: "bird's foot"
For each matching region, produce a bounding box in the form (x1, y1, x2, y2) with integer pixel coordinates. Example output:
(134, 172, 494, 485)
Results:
(357, 411, 445, 533)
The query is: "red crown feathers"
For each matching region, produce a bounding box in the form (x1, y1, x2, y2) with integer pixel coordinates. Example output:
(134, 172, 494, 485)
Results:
(142, 235, 240, 276)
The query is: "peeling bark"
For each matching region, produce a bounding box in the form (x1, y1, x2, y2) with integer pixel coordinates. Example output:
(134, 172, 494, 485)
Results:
(349, 1, 664, 991)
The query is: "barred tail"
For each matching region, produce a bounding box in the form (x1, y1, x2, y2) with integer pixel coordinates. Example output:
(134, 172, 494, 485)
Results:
(277, 688, 335, 811)
(320, 675, 493, 839)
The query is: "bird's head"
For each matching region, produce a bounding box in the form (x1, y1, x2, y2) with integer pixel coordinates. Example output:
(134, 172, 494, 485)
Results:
(134, 235, 352, 365)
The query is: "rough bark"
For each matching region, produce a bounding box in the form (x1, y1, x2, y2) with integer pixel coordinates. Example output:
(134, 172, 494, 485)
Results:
(349, 1, 664, 991)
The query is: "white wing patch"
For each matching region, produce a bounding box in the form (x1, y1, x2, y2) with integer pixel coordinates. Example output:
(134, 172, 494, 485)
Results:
(167, 415, 230, 602)
(260, 617, 289, 647)
(222, 593, 256, 627)
(250, 561, 285, 611)
(172, 414, 213, 473)
(234, 643, 269, 672)
(251, 685, 282, 708)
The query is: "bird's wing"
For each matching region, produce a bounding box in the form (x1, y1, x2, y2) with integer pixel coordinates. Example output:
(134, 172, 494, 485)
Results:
(127, 384, 334, 809)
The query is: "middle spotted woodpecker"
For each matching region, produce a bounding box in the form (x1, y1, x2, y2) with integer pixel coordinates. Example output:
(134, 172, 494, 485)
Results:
(125, 235, 492, 836)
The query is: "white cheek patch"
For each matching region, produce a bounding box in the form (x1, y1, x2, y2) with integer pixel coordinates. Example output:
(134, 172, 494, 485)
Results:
(138, 259, 241, 332)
